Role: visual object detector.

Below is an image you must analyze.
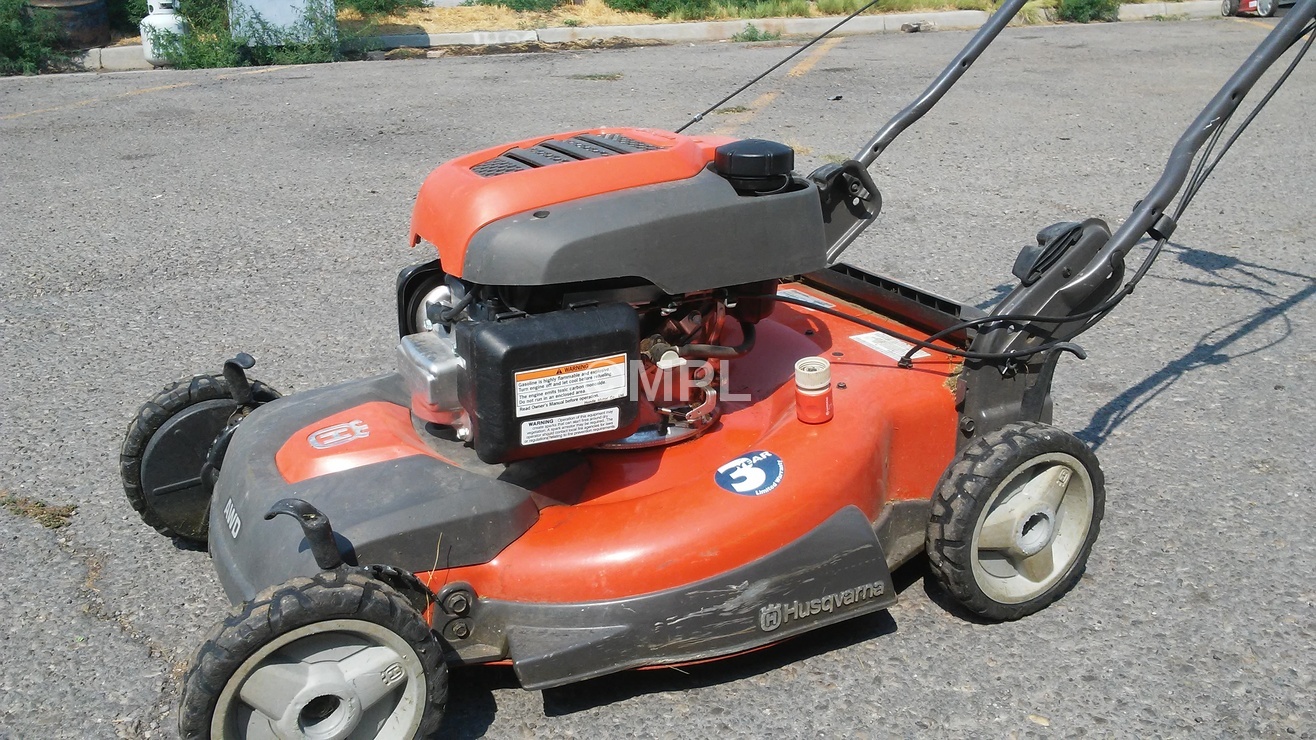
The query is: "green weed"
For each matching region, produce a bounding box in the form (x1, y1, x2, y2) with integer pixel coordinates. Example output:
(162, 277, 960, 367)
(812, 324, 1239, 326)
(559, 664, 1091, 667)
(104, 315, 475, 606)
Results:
(149, 0, 360, 69)
(477, 0, 562, 11)
(1057, 0, 1118, 21)
(0, 0, 68, 75)
(730, 21, 780, 40)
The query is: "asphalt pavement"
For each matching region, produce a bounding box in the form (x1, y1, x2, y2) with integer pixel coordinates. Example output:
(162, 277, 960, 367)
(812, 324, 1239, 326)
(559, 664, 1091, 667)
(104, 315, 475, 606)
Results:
(2, 16, 1314, 739)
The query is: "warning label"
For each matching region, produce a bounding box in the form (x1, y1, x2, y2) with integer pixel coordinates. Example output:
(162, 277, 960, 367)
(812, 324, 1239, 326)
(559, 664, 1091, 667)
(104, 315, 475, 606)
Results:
(851, 331, 930, 362)
(521, 407, 621, 446)
(776, 288, 835, 308)
(514, 353, 628, 418)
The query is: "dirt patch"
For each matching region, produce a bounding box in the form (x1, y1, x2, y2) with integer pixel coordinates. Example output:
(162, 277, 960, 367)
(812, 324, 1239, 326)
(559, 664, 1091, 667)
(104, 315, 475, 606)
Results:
(436, 37, 664, 55)
(0, 492, 77, 529)
(569, 72, 624, 80)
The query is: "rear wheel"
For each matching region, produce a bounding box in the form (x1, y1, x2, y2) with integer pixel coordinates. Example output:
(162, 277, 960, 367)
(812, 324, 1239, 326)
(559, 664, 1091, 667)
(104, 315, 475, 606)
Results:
(179, 569, 447, 740)
(926, 422, 1104, 621)
(1221, 0, 1239, 16)
(120, 374, 279, 544)
(1257, 0, 1276, 16)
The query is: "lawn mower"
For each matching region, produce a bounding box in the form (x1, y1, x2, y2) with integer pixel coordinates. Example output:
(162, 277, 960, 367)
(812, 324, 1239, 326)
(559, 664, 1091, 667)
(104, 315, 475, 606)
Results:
(120, 0, 1316, 736)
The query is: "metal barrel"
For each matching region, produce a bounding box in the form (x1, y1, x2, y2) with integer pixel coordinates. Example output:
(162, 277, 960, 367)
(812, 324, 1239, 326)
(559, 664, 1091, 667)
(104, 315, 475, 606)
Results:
(27, 0, 110, 48)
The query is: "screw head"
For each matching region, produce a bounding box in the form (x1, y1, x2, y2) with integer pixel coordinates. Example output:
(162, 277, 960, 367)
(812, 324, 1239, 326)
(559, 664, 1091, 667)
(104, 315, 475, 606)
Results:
(443, 591, 471, 615)
(451, 621, 471, 639)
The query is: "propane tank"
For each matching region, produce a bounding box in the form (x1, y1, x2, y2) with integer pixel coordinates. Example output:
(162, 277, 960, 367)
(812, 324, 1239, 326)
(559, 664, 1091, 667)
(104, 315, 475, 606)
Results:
(140, 0, 186, 67)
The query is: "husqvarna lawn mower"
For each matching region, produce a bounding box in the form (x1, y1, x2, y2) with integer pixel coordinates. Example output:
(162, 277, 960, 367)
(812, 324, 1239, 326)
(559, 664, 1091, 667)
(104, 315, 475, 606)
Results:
(120, 1, 1316, 736)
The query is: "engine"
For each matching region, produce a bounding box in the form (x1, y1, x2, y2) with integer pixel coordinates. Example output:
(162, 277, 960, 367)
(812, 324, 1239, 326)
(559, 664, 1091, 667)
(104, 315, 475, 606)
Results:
(396, 128, 832, 464)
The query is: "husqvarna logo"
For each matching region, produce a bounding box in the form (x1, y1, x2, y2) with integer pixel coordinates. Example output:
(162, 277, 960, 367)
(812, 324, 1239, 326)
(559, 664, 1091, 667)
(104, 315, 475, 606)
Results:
(308, 420, 370, 449)
(757, 580, 886, 633)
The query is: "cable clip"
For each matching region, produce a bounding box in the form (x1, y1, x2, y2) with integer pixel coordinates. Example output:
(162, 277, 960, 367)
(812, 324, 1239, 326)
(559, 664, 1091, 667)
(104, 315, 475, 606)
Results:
(1147, 212, 1177, 241)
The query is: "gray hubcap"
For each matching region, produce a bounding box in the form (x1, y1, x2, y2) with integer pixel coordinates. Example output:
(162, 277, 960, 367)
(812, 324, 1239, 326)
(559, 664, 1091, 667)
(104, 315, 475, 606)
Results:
(970, 452, 1095, 604)
(212, 619, 427, 740)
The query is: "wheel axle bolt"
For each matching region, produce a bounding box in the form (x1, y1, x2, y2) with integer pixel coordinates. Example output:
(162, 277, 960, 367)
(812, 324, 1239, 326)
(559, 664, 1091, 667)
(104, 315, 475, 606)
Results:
(451, 620, 471, 639)
(443, 591, 471, 615)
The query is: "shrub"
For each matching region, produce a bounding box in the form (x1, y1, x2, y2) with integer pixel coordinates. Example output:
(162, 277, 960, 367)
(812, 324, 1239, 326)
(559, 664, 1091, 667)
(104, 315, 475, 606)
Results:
(1057, 0, 1118, 22)
(149, 0, 346, 69)
(340, 0, 424, 17)
(604, 0, 714, 18)
(107, 0, 148, 33)
(477, 0, 562, 11)
(0, 0, 67, 75)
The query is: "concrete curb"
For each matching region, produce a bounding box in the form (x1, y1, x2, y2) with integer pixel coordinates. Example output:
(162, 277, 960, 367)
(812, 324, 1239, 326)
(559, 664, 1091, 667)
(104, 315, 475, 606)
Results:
(80, 1, 1223, 72)
(1118, 0, 1218, 19)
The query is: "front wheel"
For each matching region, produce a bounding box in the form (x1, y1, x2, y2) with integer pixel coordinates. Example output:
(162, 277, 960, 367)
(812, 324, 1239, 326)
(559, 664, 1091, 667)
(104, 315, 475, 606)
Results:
(1221, 0, 1239, 16)
(926, 422, 1104, 621)
(179, 569, 447, 740)
(1256, 0, 1276, 16)
(120, 374, 280, 544)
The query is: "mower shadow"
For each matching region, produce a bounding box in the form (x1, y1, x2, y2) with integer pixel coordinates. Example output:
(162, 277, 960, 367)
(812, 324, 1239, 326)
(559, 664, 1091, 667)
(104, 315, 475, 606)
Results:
(1076, 243, 1316, 450)
(436, 560, 930, 736)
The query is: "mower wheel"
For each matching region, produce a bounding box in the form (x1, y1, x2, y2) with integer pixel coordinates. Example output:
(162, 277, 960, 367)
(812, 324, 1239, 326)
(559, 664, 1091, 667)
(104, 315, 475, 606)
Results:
(1221, 0, 1239, 15)
(120, 374, 280, 545)
(1256, 0, 1276, 16)
(926, 422, 1104, 621)
(179, 569, 447, 740)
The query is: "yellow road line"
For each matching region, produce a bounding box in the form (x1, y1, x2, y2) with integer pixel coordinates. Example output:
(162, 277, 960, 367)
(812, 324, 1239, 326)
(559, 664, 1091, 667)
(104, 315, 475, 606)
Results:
(3, 66, 291, 121)
(1233, 17, 1278, 29)
(216, 65, 290, 80)
(715, 36, 844, 135)
(2, 81, 195, 121)
(788, 36, 844, 78)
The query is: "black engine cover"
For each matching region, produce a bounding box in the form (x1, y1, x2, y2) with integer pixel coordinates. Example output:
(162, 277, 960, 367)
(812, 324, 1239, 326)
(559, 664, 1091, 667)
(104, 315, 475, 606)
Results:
(456, 302, 641, 463)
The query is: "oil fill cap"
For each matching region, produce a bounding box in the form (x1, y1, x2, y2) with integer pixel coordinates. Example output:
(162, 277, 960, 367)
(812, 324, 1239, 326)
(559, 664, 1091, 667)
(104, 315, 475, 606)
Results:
(714, 139, 795, 179)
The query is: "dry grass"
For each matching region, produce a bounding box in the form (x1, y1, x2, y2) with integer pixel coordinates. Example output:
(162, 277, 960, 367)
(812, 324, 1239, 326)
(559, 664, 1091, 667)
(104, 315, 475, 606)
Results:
(1, 492, 77, 529)
(344, 0, 1026, 35)
(341, 0, 667, 34)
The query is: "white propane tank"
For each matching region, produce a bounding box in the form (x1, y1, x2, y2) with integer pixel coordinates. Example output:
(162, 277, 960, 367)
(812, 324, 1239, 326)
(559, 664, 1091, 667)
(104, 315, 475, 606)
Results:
(140, 0, 186, 67)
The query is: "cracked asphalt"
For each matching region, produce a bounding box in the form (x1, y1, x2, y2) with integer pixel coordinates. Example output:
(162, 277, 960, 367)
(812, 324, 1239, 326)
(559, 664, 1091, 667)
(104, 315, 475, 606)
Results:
(2, 15, 1314, 739)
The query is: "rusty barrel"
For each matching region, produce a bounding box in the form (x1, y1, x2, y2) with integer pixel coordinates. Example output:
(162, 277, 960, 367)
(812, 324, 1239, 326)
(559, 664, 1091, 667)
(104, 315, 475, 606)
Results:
(27, 0, 110, 48)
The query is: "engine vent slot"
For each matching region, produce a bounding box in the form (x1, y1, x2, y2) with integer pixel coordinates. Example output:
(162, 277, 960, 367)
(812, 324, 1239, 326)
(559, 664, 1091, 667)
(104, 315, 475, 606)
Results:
(589, 133, 663, 152)
(470, 134, 667, 177)
(472, 158, 531, 177)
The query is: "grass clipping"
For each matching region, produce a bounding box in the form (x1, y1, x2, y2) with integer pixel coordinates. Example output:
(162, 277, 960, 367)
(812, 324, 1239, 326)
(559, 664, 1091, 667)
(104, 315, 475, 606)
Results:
(1, 492, 77, 529)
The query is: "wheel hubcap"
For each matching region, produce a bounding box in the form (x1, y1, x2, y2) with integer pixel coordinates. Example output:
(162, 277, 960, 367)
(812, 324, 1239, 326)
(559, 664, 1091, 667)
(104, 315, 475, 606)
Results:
(971, 453, 1095, 604)
(213, 619, 426, 740)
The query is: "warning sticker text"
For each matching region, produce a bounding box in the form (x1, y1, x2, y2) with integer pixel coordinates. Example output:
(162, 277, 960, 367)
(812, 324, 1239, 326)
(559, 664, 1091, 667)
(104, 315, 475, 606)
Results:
(514, 353, 628, 418)
(521, 407, 621, 446)
(850, 331, 930, 362)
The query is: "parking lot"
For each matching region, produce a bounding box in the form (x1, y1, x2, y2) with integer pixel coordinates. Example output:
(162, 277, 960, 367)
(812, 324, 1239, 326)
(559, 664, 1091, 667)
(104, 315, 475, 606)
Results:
(2, 15, 1314, 738)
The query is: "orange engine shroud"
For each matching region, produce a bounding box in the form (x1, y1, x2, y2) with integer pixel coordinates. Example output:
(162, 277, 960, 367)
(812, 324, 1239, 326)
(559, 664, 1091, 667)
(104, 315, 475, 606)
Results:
(408, 128, 735, 275)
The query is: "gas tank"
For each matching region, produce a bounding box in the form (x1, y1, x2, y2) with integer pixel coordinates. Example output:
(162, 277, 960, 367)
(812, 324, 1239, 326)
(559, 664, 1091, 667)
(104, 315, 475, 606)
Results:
(409, 128, 829, 294)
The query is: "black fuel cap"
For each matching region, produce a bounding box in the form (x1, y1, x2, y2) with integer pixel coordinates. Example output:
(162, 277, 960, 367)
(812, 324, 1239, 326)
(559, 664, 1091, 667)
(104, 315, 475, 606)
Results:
(714, 139, 795, 180)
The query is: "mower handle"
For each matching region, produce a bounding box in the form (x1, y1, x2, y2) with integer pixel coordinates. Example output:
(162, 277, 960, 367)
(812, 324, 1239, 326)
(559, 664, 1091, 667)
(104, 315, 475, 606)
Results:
(823, 0, 1030, 259)
(1077, 0, 1316, 283)
(853, 0, 1031, 169)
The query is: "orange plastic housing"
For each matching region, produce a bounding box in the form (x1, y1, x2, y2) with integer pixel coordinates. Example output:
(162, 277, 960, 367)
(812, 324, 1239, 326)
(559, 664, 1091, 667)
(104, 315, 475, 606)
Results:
(275, 282, 962, 605)
(408, 128, 736, 276)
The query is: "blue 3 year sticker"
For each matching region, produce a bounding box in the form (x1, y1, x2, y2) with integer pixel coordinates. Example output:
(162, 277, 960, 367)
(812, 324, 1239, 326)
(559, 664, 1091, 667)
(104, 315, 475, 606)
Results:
(715, 451, 785, 496)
